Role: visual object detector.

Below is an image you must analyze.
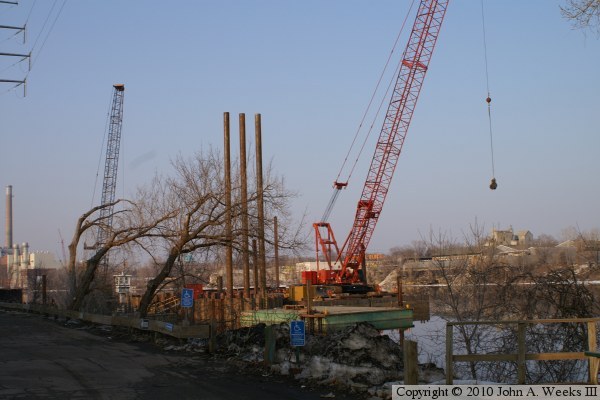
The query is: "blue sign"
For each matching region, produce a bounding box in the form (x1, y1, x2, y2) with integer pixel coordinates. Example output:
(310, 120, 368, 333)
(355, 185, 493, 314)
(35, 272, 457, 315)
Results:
(181, 288, 194, 308)
(290, 320, 305, 347)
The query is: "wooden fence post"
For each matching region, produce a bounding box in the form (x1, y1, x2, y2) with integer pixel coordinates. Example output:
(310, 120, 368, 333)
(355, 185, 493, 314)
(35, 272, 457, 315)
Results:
(446, 324, 453, 384)
(404, 340, 418, 384)
(208, 298, 217, 353)
(397, 275, 403, 307)
(517, 322, 526, 384)
(264, 324, 276, 365)
(588, 321, 598, 384)
(219, 297, 225, 333)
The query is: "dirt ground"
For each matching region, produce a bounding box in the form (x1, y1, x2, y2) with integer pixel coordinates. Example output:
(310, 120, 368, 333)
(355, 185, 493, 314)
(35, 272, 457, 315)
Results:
(0, 309, 365, 400)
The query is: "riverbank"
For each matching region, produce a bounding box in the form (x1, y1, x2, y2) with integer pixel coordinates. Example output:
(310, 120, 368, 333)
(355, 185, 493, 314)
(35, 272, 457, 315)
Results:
(56, 314, 444, 399)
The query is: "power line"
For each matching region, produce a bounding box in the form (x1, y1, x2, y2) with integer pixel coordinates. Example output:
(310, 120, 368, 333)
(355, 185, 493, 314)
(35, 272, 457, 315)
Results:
(1, 0, 67, 95)
(480, 0, 498, 190)
(25, 0, 37, 24)
(29, 0, 58, 51)
(335, 0, 416, 186)
(30, 0, 67, 68)
(322, 1, 416, 223)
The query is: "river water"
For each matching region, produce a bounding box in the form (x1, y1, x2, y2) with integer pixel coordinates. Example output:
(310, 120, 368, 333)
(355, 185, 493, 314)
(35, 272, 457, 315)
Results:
(381, 282, 600, 383)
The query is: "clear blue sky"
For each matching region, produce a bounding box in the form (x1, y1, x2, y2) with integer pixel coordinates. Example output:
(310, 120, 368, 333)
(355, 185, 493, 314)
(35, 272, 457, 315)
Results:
(1, 1, 598, 260)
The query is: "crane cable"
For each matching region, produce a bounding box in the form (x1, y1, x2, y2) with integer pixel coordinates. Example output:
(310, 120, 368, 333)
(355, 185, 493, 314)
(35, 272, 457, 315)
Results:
(322, 0, 416, 223)
(335, 0, 416, 187)
(28, 0, 67, 70)
(481, 0, 497, 190)
(90, 89, 114, 209)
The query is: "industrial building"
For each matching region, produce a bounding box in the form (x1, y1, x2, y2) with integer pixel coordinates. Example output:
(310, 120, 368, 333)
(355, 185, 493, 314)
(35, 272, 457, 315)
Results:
(0, 185, 61, 303)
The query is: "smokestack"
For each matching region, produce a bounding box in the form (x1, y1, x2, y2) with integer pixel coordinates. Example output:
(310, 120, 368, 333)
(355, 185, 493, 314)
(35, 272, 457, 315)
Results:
(6, 185, 13, 249)
(22, 242, 29, 268)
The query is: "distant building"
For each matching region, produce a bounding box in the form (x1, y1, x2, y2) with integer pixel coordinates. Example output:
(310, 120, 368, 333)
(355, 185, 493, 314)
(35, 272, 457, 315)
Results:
(365, 253, 385, 261)
(296, 253, 384, 272)
(0, 256, 8, 287)
(557, 238, 600, 251)
(1, 185, 63, 301)
(365, 253, 386, 269)
(295, 261, 341, 271)
(1, 242, 62, 304)
(491, 228, 515, 246)
(557, 240, 577, 248)
(516, 230, 533, 247)
(496, 244, 531, 257)
(488, 227, 532, 248)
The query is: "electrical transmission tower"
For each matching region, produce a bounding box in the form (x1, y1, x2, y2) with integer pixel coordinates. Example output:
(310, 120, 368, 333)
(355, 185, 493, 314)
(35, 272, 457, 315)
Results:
(0, 1, 28, 93)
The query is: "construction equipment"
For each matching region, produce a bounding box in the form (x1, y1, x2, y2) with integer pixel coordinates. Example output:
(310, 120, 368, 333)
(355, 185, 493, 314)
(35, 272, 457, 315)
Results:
(92, 84, 125, 264)
(313, 0, 449, 290)
(57, 229, 67, 268)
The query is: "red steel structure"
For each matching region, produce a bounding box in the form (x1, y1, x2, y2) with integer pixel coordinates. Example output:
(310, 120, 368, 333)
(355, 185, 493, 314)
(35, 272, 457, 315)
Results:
(314, 0, 449, 285)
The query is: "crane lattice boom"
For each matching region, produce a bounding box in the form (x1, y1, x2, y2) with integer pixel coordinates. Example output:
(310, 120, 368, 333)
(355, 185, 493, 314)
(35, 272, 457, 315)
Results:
(314, 0, 449, 284)
(97, 84, 125, 248)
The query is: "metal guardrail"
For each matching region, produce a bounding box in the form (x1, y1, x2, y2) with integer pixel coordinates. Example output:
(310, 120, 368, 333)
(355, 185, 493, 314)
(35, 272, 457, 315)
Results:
(446, 317, 600, 384)
(0, 302, 209, 339)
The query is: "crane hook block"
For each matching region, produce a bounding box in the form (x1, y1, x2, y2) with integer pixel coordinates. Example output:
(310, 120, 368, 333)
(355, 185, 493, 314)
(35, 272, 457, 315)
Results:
(486, 96, 491, 104)
(489, 178, 498, 190)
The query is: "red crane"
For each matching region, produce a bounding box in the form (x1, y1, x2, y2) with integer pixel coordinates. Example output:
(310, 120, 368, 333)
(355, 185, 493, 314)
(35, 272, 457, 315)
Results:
(313, 0, 449, 288)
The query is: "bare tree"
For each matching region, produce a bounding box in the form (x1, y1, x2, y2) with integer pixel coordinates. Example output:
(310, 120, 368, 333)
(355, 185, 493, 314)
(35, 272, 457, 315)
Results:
(389, 240, 431, 262)
(254, 167, 307, 285)
(424, 224, 521, 381)
(135, 149, 304, 317)
(66, 199, 171, 311)
(559, 226, 600, 265)
(561, 0, 600, 33)
(427, 223, 600, 383)
(507, 266, 599, 383)
(521, 267, 597, 319)
(136, 151, 231, 317)
(533, 234, 559, 247)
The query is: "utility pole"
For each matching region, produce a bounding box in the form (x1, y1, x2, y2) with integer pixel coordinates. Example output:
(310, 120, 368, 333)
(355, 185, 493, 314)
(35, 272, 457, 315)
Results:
(255, 114, 267, 303)
(274, 216, 280, 290)
(239, 113, 251, 298)
(224, 112, 233, 300)
(252, 239, 259, 296)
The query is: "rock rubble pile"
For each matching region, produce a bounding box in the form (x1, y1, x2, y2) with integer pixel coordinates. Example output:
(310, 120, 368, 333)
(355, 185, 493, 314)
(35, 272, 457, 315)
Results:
(210, 321, 426, 396)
